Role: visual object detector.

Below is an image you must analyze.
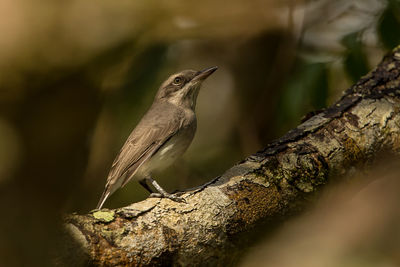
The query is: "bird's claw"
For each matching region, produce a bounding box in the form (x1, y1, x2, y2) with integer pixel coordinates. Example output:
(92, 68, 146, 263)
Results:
(149, 193, 187, 203)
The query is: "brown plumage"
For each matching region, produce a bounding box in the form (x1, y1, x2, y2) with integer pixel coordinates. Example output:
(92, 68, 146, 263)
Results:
(96, 67, 217, 209)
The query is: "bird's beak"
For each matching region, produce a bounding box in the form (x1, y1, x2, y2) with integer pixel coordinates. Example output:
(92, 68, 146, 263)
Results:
(193, 66, 218, 82)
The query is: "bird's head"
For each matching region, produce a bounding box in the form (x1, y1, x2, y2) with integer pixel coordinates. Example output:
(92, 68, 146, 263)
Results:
(155, 66, 217, 109)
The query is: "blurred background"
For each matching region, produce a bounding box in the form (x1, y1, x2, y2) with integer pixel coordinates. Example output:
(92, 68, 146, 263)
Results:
(0, 0, 399, 265)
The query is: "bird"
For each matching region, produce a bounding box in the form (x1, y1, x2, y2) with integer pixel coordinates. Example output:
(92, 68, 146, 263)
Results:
(96, 66, 218, 209)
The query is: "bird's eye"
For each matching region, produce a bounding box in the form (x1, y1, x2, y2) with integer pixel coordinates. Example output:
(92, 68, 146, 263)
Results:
(173, 77, 183, 85)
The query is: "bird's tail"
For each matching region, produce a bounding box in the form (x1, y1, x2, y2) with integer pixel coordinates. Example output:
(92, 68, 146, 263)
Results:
(96, 189, 111, 210)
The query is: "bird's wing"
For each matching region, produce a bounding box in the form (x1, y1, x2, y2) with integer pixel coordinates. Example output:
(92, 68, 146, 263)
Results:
(109, 105, 186, 183)
(109, 123, 179, 187)
(96, 124, 179, 209)
(96, 103, 185, 209)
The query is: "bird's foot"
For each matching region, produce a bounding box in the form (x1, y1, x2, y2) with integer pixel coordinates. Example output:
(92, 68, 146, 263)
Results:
(149, 192, 186, 203)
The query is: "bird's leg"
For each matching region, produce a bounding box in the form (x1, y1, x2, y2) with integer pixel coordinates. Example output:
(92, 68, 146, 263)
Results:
(146, 177, 186, 203)
(139, 179, 155, 193)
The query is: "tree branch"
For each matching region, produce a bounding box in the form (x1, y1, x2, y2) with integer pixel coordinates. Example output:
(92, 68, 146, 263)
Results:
(61, 46, 400, 266)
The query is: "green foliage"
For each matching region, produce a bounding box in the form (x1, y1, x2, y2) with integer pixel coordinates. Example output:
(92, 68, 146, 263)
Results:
(111, 44, 169, 135)
(277, 60, 328, 127)
(378, 0, 400, 50)
(120, 44, 168, 100)
(342, 32, 370, 83)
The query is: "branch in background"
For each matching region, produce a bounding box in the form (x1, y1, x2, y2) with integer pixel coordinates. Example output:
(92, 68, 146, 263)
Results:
(60, 46, 400, 266)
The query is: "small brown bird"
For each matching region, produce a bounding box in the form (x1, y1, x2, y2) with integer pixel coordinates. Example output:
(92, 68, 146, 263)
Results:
(96, 67, 218, 209)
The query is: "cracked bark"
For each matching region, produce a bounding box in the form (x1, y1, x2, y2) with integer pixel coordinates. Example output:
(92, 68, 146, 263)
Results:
(60, 46, 400, 266)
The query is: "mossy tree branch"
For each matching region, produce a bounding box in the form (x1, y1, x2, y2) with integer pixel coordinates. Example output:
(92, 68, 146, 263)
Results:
(61, 46, 400, 266)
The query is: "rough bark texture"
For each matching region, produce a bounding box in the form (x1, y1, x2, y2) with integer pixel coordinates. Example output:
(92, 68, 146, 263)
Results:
(62, 46, 400, 266)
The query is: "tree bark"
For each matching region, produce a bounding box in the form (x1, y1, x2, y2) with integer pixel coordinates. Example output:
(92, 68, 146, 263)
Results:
(61, 46, 400, 266)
